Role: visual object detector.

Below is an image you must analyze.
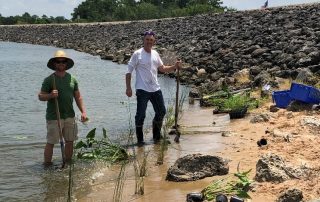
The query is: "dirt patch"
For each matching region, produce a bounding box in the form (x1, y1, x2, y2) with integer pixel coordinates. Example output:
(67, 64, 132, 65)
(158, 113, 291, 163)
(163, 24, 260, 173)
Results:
(220, 103, 320, 201)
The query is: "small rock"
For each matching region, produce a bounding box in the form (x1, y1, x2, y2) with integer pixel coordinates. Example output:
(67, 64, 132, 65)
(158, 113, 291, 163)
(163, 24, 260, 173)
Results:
(286, 112, 294, 119)
(222, 131, 236, 137)
(276, 188, 303, 202)
(270, 105, 280, 112)
(196, 68, 206, 77)
(250, 114, 271, 123)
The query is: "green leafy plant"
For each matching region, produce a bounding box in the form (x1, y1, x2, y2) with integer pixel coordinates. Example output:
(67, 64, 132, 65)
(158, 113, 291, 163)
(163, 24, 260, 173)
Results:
(233, 169, 253, 198)
(75, 128, 129, 163)
(202, 169, 253, 201)
(204, 89, 230, 108)
(222, 94, 250, 111)
(208, 97, 228, 109)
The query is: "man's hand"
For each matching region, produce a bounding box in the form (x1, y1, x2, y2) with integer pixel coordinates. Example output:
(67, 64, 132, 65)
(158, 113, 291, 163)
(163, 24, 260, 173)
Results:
(80, 112, 88, 122)
(175, 59, 182, 70)
(50, 90, 58, 99)
(126, 88, 133, 97)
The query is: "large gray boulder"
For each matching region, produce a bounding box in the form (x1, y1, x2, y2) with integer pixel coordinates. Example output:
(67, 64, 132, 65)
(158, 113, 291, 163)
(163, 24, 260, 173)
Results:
(255, 153, 309, 183)
(166, 154, 229, 182)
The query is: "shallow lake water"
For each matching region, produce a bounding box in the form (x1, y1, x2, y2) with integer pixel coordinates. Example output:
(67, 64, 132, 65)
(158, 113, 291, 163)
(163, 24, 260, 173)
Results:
(0, 41, 190, 201)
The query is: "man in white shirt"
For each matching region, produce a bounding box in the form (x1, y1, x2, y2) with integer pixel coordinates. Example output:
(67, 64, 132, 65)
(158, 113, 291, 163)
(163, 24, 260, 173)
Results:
(125, 30, 181, 146)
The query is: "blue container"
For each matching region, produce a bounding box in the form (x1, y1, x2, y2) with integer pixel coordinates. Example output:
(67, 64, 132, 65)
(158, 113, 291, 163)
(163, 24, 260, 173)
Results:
(272, 90, 292, 108)
(290, 83, 320, 104)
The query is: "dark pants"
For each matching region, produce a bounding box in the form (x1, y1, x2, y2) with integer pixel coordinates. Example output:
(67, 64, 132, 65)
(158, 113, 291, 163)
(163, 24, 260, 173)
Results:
(135, 89, 166, 142)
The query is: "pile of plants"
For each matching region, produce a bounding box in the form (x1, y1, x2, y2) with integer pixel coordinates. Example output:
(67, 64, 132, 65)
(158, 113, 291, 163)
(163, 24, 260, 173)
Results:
(222, 94, 251, 112)
(204, 89, 259, 115)
(202, 169, 253, 201)
(75, 128, 129, 163)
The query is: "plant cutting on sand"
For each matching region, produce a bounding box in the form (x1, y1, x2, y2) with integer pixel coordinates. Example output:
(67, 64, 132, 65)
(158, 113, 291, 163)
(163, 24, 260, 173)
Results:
(75, 128, 129, 163)
(202, 169, 253, 201)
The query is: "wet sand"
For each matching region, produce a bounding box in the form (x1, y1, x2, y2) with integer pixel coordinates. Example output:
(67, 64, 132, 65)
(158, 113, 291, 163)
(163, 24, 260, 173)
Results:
(79, 100, 320, 202)
(78, 101, 231, 202)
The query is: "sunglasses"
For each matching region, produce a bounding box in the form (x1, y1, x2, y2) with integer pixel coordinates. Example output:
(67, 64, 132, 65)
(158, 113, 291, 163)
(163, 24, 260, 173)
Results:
(144, 31, 155, 36)
(55, 60, 67, 64)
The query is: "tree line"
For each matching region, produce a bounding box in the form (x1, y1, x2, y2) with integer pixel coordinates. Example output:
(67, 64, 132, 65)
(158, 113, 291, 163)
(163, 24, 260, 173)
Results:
(0, 13, 69, 25)
(72, 0, 226, 22)
(0, 0, 230, 25)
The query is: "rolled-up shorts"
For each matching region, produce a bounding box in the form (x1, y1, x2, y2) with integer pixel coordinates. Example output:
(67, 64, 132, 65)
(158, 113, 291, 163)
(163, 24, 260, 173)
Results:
(46, 117, 78, 144)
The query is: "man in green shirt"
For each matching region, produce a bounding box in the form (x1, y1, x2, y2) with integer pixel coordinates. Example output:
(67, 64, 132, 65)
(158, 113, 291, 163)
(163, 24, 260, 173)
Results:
(38, 50, 87, 166)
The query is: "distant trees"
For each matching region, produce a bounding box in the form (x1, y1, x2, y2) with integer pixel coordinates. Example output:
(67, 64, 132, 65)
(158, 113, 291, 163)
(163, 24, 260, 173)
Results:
(0, 12, 70, 25)
(0, 0, 228, 25)
(72, 0, 225, 22)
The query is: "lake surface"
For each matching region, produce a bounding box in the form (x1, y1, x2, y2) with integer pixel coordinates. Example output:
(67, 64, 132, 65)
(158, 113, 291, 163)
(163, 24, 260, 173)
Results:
(0, 41, 189, 201)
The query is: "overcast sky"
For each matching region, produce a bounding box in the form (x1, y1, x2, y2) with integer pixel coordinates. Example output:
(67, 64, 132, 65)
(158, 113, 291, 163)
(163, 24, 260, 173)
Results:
(0, 0, 319, 19)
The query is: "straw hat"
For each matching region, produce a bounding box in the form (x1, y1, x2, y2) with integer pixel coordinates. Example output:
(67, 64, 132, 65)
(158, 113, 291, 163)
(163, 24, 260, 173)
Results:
(47, 50, 74, 70)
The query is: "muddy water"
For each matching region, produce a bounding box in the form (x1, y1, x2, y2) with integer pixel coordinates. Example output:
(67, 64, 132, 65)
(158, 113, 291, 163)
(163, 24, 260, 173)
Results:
(0, 41, 189, 201)
(0, 41, 230, 201)
(79, 101, 231, 201)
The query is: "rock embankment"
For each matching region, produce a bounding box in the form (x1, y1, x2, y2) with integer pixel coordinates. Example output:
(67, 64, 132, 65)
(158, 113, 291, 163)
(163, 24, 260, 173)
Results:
(1, 3, 319, 95)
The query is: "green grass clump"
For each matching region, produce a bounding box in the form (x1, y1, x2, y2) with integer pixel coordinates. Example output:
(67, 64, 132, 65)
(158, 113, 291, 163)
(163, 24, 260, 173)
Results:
(222, 94, 250, 111)
(208, 92, 260, 112)
(208, 97, 227, 109)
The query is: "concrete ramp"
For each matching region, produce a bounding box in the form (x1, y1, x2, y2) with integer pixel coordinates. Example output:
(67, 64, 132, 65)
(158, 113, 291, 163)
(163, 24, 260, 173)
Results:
(179, 101, 230, 135)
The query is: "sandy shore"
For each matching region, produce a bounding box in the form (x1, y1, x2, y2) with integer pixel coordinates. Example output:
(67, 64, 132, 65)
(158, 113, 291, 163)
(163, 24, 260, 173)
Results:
(79, 100, 320, 202)
(220, 103, 320, 202)
(79, 102, 229, 201)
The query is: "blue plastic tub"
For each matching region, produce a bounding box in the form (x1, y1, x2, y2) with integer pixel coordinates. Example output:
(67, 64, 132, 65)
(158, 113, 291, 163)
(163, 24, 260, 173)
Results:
(290, 83, 320, 104)
(272, 90, 292, 108)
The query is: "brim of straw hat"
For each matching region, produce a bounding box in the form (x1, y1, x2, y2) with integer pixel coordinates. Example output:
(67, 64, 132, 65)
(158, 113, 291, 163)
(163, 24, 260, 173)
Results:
(47, 57, 74, 70)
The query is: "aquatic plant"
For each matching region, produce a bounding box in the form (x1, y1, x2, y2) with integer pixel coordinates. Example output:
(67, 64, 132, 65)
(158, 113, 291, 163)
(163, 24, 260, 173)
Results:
(156, 128, 169, 165)
(133, 151, 149, 195)
(163, 106, 175, 129)
(113, 162, 127, 202)
(75, 128, 129, 163)
(201, 169, 253, 201)
(157, 91, 186, 164)
(124, 97, 148, 196)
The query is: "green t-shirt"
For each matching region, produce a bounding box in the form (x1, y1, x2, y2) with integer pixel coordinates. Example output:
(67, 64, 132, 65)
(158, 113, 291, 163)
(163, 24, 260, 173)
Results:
(41, 73, 79, 120)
